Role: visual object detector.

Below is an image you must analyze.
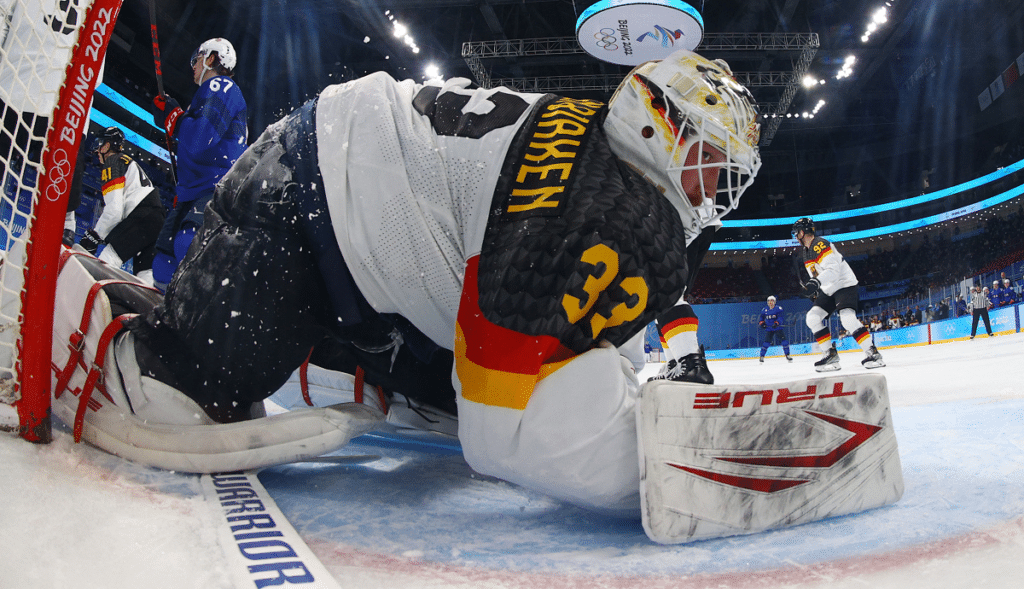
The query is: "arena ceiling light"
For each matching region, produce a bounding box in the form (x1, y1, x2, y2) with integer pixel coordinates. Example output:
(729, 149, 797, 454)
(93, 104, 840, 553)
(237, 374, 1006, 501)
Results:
(802, 74, 826, 88)
(385, 10, 420, 54)
(836, 55, 856, 79)
(861, 4, 892, 43)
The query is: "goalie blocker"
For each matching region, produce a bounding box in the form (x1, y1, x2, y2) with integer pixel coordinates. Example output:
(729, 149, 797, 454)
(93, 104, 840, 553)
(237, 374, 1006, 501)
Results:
(637, 374, 903, 544)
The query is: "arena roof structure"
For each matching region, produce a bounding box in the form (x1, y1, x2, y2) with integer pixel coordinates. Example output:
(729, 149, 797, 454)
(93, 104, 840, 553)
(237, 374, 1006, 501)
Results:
(104, 0, 1024, 217)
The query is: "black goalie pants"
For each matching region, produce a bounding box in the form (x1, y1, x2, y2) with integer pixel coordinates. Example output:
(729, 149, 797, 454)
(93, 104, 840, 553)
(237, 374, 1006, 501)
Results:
(126, 99, 455, 422)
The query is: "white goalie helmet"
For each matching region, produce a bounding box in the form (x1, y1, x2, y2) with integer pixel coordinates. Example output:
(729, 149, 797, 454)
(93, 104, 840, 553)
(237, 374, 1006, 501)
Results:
(605, 49, 762, 235)
(191, 37, 237, 73)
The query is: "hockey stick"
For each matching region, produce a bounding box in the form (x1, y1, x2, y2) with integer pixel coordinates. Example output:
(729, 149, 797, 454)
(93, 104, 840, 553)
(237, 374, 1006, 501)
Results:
(147, 0, 178, 186)
(201, 472, 344, 589)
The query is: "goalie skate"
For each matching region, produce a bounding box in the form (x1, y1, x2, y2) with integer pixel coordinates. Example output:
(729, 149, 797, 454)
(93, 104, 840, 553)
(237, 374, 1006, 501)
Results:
(636, 373, 903, 544)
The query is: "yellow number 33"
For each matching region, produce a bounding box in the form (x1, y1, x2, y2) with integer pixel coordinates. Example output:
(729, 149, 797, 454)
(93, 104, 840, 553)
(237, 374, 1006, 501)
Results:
(561, 243, 649, 339)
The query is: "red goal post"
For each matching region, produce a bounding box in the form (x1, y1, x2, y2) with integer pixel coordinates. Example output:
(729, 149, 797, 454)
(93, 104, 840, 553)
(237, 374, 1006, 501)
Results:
(0, 0, 124, 442)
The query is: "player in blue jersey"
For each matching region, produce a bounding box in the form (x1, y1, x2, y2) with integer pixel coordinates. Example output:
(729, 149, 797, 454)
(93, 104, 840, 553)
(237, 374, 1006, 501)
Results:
(757, 295, 792, 363)
(1002, 278, 1017, 306)
(151, 38, 248, 289)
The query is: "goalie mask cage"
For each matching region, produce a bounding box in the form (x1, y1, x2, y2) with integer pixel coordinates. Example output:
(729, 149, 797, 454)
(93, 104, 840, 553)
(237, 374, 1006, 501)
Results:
(0, 0, 123, 442)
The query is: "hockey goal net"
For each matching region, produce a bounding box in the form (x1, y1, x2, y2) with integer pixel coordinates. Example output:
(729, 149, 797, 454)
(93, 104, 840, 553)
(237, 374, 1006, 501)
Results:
(0, 0, 122, 441)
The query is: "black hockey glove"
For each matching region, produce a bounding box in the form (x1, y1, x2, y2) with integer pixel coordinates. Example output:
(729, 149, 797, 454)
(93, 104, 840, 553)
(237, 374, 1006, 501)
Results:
(62, 228, 76, 247)
(802, 278, 821, 300)
(80, 229, 103, 255)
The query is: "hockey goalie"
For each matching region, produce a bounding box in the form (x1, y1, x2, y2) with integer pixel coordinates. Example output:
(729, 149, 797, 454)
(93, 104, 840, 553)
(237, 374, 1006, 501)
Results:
(50, 48, 903, 544)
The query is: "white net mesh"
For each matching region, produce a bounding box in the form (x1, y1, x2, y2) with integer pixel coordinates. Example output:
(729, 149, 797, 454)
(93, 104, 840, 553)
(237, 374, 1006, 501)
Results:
(0, 0, 114, 436)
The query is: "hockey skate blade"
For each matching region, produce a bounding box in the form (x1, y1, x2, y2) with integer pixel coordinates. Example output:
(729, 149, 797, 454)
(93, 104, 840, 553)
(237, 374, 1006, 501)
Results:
(52, 397, 385, 474)
(636, 374, 904, 544)
(814, 363, 841, 372)
(862, 359, 886, 369)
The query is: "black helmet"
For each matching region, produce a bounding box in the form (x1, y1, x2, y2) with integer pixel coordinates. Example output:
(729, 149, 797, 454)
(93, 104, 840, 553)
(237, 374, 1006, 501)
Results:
(791, 217, 815, 237)
(95, 126, 124, 153)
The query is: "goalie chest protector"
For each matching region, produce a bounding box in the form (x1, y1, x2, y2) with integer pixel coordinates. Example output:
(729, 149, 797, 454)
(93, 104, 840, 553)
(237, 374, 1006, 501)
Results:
(476, 95, 690, 354)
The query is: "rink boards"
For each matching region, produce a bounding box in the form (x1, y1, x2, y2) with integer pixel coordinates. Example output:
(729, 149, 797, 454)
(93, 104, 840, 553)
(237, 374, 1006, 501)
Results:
(707, 303, 1022, 360)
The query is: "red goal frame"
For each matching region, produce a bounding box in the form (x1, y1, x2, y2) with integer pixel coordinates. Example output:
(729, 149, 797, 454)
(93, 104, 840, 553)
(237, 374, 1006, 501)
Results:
(15, 0, 124, 442)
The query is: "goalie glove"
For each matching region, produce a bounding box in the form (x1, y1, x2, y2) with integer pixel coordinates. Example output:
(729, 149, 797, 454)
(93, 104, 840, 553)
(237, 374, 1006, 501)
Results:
(152, 94, 184, 138)
(80, 229, 103, 255)
(802, 278, 821, 300)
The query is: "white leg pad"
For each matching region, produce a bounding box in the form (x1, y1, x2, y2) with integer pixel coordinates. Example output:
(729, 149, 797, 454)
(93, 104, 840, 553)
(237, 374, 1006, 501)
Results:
(53, 397, 384, 474)
(636, 373, 904, 544)
(50, 252, 385, 473)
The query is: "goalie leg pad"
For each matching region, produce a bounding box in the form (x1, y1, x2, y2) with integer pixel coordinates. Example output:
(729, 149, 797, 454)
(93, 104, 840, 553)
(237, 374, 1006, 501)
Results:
(51, 251, 385, 473)
(636, 373, 903, 544)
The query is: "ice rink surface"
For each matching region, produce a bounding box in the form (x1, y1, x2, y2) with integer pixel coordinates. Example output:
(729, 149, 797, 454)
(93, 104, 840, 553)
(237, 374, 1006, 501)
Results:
(2, 333, 1022, 588)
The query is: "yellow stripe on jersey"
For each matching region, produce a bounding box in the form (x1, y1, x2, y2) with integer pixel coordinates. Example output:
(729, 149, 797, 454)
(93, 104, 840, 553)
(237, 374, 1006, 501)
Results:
(101, 178, 125, 195)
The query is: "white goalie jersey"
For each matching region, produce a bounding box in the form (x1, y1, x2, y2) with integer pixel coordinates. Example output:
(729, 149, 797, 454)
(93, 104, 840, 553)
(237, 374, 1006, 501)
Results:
(315, 73, 546, 349)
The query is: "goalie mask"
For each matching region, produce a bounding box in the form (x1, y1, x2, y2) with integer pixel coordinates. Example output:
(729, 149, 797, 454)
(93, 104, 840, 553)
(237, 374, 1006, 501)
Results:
(605, 49, 761, 235)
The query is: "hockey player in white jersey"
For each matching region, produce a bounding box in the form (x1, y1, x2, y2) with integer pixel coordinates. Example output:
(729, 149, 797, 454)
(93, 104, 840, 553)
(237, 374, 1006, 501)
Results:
(793, 217, 884, 371)
(79, 127, 166, 286)
(53, 47, 757, 506)
(51, 50, 902, 543)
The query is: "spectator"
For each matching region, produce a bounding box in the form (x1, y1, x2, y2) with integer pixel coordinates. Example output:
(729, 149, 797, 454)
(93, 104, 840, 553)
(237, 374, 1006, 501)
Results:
(938, 298, 950, 320)
(903, 307, 916, 326)
(887, 311, 902, 330)
(955, 295, 968, 317)
(150, 38, 248, 289)
(869, 315, 883, 332)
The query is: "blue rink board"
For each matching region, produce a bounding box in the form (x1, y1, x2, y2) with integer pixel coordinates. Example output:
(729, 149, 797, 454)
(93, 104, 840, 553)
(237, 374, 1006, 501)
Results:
(258, 397, 1024, 577)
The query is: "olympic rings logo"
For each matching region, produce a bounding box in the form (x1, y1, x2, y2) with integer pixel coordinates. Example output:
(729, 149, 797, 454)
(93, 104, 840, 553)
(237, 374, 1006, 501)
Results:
(44, 148, 72, 202)
(594, 28, 618, 51)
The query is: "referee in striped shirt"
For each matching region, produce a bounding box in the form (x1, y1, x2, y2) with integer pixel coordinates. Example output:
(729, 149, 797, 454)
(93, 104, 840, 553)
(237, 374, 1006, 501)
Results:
(969, 285, 994, 339)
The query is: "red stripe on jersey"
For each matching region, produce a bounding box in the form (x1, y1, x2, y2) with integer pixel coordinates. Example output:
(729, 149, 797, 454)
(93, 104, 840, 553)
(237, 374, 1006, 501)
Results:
(101, 177, 125, 194)
(455, 256, 576, 410)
